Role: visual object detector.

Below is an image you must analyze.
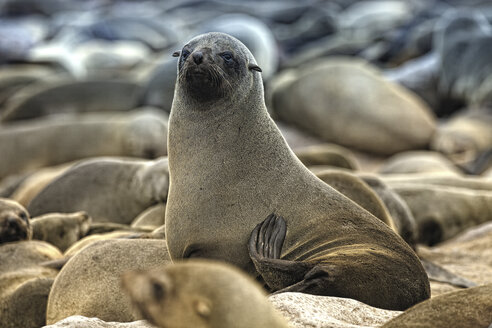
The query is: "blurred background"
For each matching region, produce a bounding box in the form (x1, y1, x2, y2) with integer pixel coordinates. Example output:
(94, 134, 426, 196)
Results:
(1, 0, 492, 182)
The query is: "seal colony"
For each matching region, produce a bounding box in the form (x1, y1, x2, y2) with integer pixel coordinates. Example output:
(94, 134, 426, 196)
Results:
(166, 32, 430, 310)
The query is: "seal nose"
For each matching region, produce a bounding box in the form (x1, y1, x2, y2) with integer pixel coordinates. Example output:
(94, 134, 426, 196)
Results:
(193, 51, 203, 65)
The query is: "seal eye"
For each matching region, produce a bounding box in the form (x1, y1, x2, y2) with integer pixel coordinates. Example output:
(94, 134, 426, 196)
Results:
(220, 52, 233, 62)
(19, 212, 28, 223)
(181, 50, 190, 59)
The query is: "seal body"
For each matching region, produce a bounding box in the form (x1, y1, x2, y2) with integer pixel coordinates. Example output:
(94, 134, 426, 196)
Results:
(27, 157, 168, 224)
(166, 32, 429, 310)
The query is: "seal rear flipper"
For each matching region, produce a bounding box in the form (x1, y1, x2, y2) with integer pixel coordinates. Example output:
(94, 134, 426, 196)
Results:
(249, 213, 313, 291)
(421, 258, 477, 288)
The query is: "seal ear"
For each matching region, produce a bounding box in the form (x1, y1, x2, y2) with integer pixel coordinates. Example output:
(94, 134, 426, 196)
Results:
(172, 51, 181, 57)
(248, 63, 262, 72)
(194, 298, 212, 318)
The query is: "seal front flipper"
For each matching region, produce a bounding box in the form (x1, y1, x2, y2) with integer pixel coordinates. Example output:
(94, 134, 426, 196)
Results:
(249, 214, 312, 291)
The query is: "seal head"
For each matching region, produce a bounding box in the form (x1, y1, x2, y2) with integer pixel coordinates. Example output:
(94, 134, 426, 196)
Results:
(173, 32, 262, 105)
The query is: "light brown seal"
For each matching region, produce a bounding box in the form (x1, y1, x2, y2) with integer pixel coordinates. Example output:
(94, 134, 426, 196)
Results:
(122, 260, 289, 328)
(27, 157, 168, 224)
(0, 240, 62, 328)
(31, 211, 92, 252)
(46, 239, 170, 324)
(166, 32, 430, 310)
(0, 197, 31, 244)
(381, 284, 492, 328)
(0, 109, 168, 179)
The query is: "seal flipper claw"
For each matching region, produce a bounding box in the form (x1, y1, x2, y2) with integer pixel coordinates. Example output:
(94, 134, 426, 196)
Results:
(249, 214, 312, 291)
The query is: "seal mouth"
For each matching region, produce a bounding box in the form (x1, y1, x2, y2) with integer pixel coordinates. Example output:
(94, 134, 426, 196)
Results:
(179, 63, 229, 103)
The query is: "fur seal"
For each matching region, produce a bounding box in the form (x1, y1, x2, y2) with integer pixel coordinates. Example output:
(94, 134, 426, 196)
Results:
(166, 32, 430, 310)
(31, 211, 92, 252)
(381, 284, 492, 328)
(28, 157, 168, 224)
(358, 174, 418, 248)
(379, 151, 462, 175)
(1, 79, 141, 122)
(381, 173, 492, 191)
(431, 110, 492, 166)
(0, 240, 62, 328)
(0, 109, 168, 179)
(0, 197, 31, 243)
(392, 183, 492, 245)
(122, 260, 289, 328)
(294, 143, 360, 170)
(268, 57, 436, 155)
(10, 163, 72, 207)
(314, 169, 397, 232)
(46, 239, 170, 324)
(131, 204, 166, 229)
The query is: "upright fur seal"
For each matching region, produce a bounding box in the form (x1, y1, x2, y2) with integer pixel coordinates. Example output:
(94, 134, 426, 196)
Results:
(166, 32, 429, 310)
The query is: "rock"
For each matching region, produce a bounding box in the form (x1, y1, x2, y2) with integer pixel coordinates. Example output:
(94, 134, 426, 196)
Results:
(269, 292, 402, 328)
(270, 57, 436, 155)
(43, 315, 155, 328)
(46, 239, 170, 324)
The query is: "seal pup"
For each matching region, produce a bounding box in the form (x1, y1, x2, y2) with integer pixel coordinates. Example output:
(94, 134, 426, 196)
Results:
(379, 151, 462, 175)
(166, 32, 430, 310)
(31, 211, 92, 252)
(0, 197, 31, 243)
(122, 260, 289, 328)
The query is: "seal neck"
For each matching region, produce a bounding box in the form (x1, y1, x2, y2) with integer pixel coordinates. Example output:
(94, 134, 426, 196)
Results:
(168, 80, 302, 188)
